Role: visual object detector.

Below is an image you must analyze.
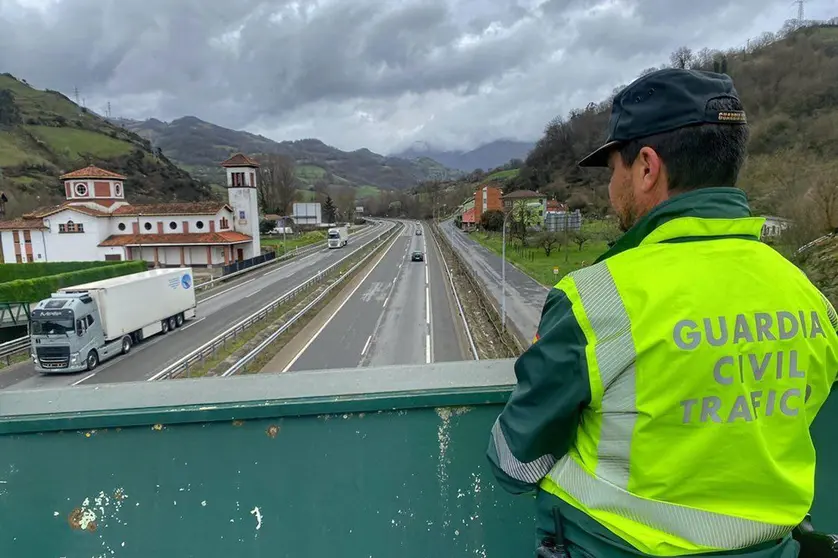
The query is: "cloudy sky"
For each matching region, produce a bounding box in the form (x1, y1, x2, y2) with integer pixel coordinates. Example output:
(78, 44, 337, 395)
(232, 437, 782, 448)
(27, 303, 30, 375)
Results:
(0, 0, 834, 154)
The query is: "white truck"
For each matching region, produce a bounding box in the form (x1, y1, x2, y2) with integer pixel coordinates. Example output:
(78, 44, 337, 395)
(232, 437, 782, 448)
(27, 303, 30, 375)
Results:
(30, 267, 197, 373)
(327, 225, 349, 248)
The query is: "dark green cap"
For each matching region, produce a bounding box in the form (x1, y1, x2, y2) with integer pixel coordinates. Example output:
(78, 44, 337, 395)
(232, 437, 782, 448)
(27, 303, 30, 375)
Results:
(578, 68, 746, 168)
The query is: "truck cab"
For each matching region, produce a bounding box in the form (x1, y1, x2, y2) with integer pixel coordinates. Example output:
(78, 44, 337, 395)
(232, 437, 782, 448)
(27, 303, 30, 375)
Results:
(30, 294, 109, 373)
(327, 226, 349, 248)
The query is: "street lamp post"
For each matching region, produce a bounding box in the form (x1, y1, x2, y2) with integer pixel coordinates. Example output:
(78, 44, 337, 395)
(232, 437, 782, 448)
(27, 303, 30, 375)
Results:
(501, 206, 515, 332)
(137, 213, 143, 263)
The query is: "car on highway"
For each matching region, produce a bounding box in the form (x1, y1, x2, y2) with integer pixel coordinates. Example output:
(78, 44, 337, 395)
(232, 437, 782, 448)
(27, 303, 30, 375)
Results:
(415, 229, 422, 235)
(411, 251, 424, 262)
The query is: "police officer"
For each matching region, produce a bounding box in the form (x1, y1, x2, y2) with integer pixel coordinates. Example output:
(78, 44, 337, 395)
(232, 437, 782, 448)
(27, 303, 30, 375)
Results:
(486, 68, 838, 557)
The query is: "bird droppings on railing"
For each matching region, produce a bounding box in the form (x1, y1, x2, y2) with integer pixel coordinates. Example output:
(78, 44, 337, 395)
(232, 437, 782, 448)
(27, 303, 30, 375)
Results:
(436, 406, 473, 530)
(266, 424, 279, 438)
(232, 419, 244, 427)
(67, 487, 129, 558)
(151, 424, 164, 431)
(250, 506, 263, 531)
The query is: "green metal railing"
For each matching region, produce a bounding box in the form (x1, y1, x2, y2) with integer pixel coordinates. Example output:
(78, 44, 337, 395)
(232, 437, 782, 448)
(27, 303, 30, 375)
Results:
(0, 360, 835, 556)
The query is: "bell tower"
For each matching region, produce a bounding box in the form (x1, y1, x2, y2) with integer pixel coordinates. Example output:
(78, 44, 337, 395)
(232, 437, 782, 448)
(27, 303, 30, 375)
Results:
(220, 153, 261, 258)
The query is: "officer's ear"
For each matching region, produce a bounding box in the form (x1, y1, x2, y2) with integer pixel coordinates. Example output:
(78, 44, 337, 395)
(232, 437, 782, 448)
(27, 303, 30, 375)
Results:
(633, 146, 666, 196)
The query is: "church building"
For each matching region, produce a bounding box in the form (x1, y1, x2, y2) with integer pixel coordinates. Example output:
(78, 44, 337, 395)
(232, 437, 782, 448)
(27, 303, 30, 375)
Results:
(0, 153, 262, 267)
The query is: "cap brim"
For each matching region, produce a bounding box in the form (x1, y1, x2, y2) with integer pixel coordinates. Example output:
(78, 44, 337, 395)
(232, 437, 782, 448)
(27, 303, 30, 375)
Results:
(577, 140, 620, 168)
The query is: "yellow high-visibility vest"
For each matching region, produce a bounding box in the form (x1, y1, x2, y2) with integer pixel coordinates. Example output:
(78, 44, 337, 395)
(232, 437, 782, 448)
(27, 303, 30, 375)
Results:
(539, 215, 838, 556)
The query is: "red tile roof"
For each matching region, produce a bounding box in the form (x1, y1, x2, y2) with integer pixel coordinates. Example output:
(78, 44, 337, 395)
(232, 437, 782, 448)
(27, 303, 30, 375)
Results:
(221, 153, 260, 168)
(462, 208, 476, 224)
(112, 202, 230, 216)
(60, 166, 127, 180)
(0, 218, 47, 231)
(24, 203, 110, 218)
(99, 231, 252, 247)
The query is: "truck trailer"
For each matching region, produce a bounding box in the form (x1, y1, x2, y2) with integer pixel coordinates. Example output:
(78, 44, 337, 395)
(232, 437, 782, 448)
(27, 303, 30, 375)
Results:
(327, 226, 349, 248)
(30, 267, 197, 373)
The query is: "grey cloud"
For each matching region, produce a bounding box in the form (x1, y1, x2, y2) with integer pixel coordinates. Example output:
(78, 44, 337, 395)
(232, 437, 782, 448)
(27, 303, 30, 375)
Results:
(0, 0, 832, 153)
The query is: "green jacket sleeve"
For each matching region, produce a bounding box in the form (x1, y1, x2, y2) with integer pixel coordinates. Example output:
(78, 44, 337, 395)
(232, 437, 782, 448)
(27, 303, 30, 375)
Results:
(486, 287, 592, 494)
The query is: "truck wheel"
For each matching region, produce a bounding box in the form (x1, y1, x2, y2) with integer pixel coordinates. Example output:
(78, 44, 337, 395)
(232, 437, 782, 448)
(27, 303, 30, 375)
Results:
(175, 313, 184, 327)
(86, 350, 99, 371)
(121, 336, 132, 355)
(168, 316, 177, 330)
(162, 319, 170, 334)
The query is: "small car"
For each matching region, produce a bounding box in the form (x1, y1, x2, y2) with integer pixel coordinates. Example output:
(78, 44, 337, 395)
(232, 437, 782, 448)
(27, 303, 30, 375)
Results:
(411, 251, 424, 262)
(415, 229, 422, 235)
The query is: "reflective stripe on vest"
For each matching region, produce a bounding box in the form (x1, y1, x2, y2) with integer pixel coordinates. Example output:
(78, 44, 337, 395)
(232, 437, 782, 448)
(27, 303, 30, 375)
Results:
(536, 222, 838, 555)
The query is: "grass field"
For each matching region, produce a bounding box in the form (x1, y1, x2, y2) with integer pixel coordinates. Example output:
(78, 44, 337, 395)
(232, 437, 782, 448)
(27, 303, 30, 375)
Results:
(26, 126, 135, 160)
(470, 221, 613, 286)
(295, 165, 327, 183)
(486, 168, 520, 181)
(261, 230, 328, 252)
(356, 185, 380, 199)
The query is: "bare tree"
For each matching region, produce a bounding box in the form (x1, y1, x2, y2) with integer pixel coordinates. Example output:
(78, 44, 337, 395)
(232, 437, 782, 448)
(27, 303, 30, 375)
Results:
(331, 185, 356, 221)
(535, 232, 561, 256)
(670, 46, 694, 69)
(808, 168, 838, 233)
(257, 154, 298, 215)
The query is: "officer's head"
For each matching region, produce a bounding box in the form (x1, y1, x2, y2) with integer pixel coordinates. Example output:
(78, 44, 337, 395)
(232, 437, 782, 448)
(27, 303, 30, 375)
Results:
(578, 69, 750, 232)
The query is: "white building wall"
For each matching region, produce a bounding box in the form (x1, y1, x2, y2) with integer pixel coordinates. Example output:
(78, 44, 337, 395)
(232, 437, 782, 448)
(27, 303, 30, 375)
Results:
(228, 187, 261, 258)
(41, 209, 103, 261)
(0, 232, 14, 263)
(109, 210, 234, 236)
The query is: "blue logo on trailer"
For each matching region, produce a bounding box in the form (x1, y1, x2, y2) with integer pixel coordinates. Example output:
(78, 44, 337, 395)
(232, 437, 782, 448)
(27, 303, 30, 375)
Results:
(181, 274, 192, 289)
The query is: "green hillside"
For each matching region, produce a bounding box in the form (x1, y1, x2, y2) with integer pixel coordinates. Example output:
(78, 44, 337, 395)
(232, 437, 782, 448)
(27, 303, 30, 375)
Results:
(0, 74, 213, 218)
(116, 116, 460, 195)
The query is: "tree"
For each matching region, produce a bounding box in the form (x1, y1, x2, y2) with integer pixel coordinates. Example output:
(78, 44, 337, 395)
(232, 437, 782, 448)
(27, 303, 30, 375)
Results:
(536, 232, 561, 256)
(670, 46, 694, 69)
(480, 209, 505, 232)
(808, 167, 838, 233)
(257, 154, 298, 215)
(331, 185, 356, 221)
(259, 219, 277, 234)
(570, 229, 590, 251)
(0, 89, 21, 125)
(323, 195, 337, 223)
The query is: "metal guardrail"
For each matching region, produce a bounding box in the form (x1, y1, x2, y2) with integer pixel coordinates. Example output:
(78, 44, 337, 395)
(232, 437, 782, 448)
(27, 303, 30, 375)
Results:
(0, 336, 29, 365)
(147, 222, 400, 381)
(192, 222, 382, 292)
(429, 223, 478, 360)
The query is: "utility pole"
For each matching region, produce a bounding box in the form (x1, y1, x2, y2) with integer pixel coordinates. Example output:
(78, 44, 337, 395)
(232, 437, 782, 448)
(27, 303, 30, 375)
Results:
(794, 0, 805, 23)
(73, 87, 80, 106)
(107, 101, 111, 119)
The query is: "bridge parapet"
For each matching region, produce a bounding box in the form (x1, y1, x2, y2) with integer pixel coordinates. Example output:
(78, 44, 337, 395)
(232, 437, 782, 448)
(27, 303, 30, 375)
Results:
(0, 360, 836, 556)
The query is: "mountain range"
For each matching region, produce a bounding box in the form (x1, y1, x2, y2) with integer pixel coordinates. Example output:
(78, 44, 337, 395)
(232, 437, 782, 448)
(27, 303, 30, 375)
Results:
(0, 73, 212, 218)
(393, 140, 534, 172)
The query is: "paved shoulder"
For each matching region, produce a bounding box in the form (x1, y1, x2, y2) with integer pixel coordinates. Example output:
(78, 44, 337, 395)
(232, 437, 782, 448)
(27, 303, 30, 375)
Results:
(440, 220, 547, 343)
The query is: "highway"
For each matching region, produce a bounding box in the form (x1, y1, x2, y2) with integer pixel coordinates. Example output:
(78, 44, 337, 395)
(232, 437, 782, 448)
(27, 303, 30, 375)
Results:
(0, 221, 395, 391)
(278, 221, 468, 373)
(439, 218, 548, 343)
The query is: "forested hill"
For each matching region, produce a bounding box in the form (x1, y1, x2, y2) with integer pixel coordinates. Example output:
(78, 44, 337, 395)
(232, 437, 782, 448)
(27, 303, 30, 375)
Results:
(512, 20, 838, 236)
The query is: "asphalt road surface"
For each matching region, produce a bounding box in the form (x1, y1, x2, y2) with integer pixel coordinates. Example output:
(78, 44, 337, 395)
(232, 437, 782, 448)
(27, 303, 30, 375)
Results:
(440, 219, 548, 343)
(283, 221, 467, 373)
(0, 221, 395, 391)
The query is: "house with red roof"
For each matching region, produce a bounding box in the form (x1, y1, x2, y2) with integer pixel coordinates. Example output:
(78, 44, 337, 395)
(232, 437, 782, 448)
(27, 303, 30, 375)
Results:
(0, 154, 262, 267)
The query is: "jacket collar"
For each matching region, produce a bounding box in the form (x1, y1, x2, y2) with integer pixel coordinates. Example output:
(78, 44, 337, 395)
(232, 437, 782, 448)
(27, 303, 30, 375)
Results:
(595, 187, 763, 263)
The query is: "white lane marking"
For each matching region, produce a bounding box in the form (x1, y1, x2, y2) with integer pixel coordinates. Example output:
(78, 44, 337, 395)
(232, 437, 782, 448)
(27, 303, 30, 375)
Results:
(72, 372, 96, 386)
(361, 335, 372, 356)
(425, 265, 429, 285)
(383, 295, 389, 308)
(180, 316, 206, 331)
(200, 278, 256, 302)
(281, 232, 402, 373)
(265, 251, 320, 275)
(245, 290, 260, 298)
(425, 286, 430, 325)
(425, 334, 431, 364)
